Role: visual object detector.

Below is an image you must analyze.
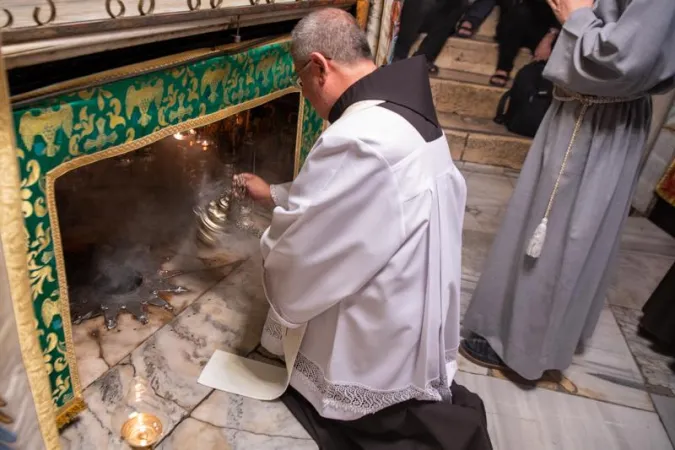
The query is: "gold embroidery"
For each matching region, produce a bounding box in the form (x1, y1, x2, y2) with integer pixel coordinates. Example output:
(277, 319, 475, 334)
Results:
(201, 66, 230, 102)
(107, 98, 127, 129)
(83, 118, 118, 151)
(19, 160, 40, 218)
(26, 223, 54, 301)
(168, 94, 194, 123)
(34, 197, 48, 218)
(41, 297, 60, 329)
(125, 79, 165, 126)
(18, 105, 74, 157)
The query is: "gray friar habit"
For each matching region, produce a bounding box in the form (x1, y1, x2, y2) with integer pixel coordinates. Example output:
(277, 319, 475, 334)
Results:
(463, 0, 675, 380)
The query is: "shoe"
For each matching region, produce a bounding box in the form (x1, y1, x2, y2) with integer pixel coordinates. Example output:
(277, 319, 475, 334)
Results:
(427, 62, 439, 75)
(459, 335, 507, 371)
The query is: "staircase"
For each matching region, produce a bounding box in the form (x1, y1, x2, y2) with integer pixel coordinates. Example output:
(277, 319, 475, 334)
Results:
(423, 10, 534, 170)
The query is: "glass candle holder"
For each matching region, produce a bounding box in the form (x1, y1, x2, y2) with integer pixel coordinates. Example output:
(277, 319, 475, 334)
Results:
(112, 376, 167, 449)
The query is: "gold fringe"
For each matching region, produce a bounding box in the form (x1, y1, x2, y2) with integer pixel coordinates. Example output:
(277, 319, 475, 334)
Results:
(656, 157, 675, 206)
(55, 397, 87, 429)
(0, 38, 61, 450)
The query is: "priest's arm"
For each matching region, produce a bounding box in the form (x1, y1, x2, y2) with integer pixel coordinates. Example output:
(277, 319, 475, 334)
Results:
(544, 0, 675, 97)
(260, 135, 405, 329)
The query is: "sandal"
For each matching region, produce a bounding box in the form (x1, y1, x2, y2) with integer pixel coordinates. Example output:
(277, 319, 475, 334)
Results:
(457, 21, 474, 39)
(489, 72, 510, 87)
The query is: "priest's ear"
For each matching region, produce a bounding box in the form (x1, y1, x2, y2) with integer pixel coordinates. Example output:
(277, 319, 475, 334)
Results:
(309, 52, 331, 86)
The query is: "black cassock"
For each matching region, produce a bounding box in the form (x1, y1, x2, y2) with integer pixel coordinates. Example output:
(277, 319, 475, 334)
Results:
(641, 260, 675, 352)
(282, 383, 493, 450)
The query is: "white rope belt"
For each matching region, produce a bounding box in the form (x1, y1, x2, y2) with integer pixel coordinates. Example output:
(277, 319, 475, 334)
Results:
(525, 86, 646, 258)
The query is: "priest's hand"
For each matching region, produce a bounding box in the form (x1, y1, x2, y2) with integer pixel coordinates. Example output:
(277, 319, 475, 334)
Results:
(546, 0, 593, 23)
(234, 173, 274, 207)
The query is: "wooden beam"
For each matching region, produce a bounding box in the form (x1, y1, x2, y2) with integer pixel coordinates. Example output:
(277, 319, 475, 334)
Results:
(3, 1, 357, 69)
(2, 0, 356, 45)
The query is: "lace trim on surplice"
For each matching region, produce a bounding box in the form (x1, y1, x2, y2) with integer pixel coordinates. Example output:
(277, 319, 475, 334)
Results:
(293, 352, 452, 416)
(263, 319, 283, 340)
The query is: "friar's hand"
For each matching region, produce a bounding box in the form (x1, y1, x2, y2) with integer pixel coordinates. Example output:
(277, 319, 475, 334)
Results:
(233, 173, 273, 207)
(534, 28, 558, 61)
(546, 0, 593, 23)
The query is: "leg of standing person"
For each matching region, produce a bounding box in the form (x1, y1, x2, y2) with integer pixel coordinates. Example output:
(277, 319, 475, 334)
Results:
(414, 0, 468, 73)
(393, 0, 435, 61)
(523, 2, 560, 55)
(457, 0, 497, 38)
(490, 1, 533, 86)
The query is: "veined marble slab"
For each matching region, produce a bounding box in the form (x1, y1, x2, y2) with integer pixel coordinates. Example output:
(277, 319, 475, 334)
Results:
(74, 232, 261, 388)
(461, 228, 493, 282)
(126, 256, 269, 411)
(612, 306, 675, 397)
(158, 389, 316, 450)
(652, 394, 675, 448)
(456, 372, 672, 450)
(459, 275, 654, 410)
(464, 172, 515, 210)
(566, 307, 653, 411)
(60, 358, 187, 450)
(620, 217, 675, 258)
(158, 417, 317, 450)
(607, 251, 674, 311)
(62, 255, 271, 448)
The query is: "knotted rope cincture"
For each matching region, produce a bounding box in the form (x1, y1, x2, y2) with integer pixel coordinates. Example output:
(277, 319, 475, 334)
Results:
(526, 86, 644, 258)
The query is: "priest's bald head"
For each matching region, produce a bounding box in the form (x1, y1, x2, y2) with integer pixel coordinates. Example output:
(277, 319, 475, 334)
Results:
(291, 8, 377, 120)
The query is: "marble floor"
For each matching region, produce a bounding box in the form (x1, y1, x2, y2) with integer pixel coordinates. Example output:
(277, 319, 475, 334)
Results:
(60, 163, 675, 450)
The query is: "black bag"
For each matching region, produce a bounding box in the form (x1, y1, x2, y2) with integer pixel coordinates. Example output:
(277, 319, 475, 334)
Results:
(494, 61, 553, 138)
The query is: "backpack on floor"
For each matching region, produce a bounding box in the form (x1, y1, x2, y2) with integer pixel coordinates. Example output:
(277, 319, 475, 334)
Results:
(494, 61, 553, 138)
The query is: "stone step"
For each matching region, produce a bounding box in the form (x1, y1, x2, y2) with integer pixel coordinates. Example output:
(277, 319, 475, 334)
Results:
(430, 68, 509, 119)
(440, 111, 532, 170)
(435, 36, 531, 76)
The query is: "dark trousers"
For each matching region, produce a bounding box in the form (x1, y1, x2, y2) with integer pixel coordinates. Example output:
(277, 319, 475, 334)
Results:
(393, 0, 434, 61)
(394, 0, 468, 64)
(495, 1, 557, 72)
(462, 0, 497, 29)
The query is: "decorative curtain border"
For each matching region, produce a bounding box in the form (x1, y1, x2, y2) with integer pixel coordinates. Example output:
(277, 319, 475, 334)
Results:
(0, 40, 61, 450)
(656, 157, 675, 207)
(374, 0, 403, 66)
(6, 36, 323, 429)
(365, 0, 384, 55)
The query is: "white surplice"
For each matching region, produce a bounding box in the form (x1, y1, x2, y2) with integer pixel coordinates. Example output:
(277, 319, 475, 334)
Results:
(260, 100, 466, 420)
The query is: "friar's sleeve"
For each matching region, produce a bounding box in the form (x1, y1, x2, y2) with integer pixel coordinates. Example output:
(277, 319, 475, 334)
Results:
(260, 135, 405, 328)
(544, 1, 675, 97)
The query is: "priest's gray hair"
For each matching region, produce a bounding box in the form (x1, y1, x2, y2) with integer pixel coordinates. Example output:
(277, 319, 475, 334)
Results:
(291, 8, 373, 65)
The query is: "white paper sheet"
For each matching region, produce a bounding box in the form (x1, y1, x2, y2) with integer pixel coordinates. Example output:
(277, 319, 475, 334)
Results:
(198, 324, 306, 400)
